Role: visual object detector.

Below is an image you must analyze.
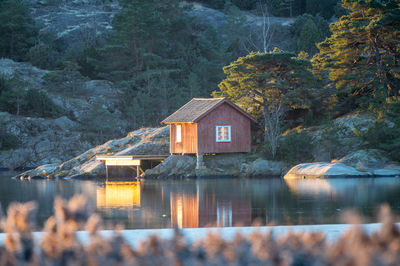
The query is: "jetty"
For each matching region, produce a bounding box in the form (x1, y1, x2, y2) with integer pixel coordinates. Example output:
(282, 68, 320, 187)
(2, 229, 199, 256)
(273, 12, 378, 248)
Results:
(96, 155, 169, 178)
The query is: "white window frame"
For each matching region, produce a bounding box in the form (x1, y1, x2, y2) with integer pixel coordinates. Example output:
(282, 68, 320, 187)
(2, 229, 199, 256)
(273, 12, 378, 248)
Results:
(216, 125, 231, 142)
(176, 124, 182, 143)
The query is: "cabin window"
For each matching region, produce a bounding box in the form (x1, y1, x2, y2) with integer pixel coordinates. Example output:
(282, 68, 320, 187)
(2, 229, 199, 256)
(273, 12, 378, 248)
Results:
(216, 126, 231, 142)
(176, 125, 182, 143)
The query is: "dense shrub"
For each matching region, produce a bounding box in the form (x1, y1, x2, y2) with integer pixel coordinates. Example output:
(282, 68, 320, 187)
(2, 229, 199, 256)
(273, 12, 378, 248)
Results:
(0, 0, 38, 61)
(24, 89, 63, 118)
(0, 124, 19, 150)
(279, 129, 315, 164)
(290, 14, 330, 54)
(0, 75, 25, 115)
(43, 61, 87, 94)
(79, 99, 119, 144)
(359, 120, 400, 162)
(0, 196, 399, 265)
(317, 123, 344, 160)
(0, 75, 64, 118)
(260, 129, 315, 164)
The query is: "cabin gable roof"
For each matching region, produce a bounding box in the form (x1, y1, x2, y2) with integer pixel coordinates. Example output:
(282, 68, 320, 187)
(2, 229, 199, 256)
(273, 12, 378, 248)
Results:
(161, 98, 257, 124)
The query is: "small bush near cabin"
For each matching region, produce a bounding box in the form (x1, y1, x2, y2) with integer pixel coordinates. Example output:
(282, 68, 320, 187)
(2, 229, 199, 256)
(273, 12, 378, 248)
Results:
(260, 129, 314, 164)
(279, 130, 314, 164)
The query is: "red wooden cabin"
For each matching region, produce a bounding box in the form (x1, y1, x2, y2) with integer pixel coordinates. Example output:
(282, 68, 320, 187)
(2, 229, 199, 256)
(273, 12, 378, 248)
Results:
(161, 98, 257, 155)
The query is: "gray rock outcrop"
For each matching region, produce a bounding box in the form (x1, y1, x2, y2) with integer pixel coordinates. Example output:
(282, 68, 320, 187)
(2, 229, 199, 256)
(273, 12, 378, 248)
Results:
(242, 159, 284, 177)
(144, 153, 285, 178)
(0, 112, 92, 169)
(284, 149, 400, 179)
(335, 149, 389, 171)
(284, 162, 370, 179)
(144, 155, 197, 178)
(17, 126, 170, 179)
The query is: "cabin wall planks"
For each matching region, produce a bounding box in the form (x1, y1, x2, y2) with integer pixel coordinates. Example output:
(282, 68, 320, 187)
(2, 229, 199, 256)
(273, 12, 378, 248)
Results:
(169, 102, 251, 154)
(197, 103, 251, 154)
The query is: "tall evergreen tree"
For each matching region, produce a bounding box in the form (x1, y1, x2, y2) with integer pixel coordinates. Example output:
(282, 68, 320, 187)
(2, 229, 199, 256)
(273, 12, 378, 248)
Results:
(0, 0, 37, 61)
(313, 0, 400, 110)
(214, 50, 319, 157)
(298, 18, 322, 55)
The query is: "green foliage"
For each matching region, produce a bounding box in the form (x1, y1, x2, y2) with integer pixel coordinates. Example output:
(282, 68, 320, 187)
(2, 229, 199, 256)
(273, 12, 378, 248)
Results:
(0, 0, 38, 61)
(43, 61, 87, 94)
(305, 0, 338, 19)
(0, 75, 26, 115)
(80, 99, 118, 144)
(28, 33, 64, 70)
(290, 14, 330, 55)
(359, 120, 400, 162)
(0, 74, 63, 118)
(215, 50, 320, 157)
(0, 126, 19, 150)
(298, 18, 322, 55)
(313, 0, 400, 113)
(279, 130, 315, 164)
(317, 124, 344, 159)
(216, 50, 319, 117)
(186, 0, 258, 10)
(267, 0, 308, 17)
(88, 0, 230, 128)
(24, 89, 63, 118)
(259, 128, 315, 164)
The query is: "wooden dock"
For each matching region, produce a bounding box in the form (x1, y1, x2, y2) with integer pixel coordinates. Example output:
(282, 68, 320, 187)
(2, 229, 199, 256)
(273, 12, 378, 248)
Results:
(96, 155, 169, 178)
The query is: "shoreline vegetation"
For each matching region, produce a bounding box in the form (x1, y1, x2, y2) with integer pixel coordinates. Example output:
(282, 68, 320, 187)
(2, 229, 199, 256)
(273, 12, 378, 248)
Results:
(0, 195, 399, 265)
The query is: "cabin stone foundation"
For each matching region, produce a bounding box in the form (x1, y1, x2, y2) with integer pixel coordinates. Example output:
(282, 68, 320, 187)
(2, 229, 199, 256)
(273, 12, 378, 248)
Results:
(196, 153, 206, 170)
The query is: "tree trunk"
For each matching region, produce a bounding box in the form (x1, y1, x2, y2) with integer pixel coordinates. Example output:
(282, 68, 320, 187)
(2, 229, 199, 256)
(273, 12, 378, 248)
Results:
(263, 103, 281, 159)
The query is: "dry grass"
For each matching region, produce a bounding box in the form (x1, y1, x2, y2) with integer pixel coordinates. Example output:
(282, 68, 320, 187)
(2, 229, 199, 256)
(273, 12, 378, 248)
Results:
(0, 196, 399, 265)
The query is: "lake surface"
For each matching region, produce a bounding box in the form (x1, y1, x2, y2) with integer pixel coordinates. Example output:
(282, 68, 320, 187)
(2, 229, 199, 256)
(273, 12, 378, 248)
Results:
(1, 171, 400, 230)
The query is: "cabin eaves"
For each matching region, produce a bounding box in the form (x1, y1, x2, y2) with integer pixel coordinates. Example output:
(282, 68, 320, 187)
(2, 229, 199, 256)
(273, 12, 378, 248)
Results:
(161, 98, 257, 124)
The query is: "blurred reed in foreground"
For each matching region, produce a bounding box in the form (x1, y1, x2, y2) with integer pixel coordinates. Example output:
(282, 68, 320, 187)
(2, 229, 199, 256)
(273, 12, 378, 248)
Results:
(0, 196, 399, 266)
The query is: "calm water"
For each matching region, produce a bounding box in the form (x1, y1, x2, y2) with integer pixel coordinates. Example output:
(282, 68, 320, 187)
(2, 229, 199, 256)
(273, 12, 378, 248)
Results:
(1, 171, 400, 230)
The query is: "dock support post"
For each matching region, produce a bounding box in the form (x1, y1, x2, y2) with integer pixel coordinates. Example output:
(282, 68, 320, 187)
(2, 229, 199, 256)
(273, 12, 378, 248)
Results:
(196, 153, 206, 170)
(136, 166, 140, 178)
(106, 165, 109, 180)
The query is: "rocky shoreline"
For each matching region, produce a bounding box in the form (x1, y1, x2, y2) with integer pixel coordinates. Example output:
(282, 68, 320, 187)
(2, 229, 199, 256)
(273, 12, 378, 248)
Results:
(14, 125, 400, 180)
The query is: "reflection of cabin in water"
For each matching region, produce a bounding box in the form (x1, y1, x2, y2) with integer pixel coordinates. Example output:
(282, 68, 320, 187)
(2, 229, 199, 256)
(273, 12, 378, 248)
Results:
(162, 98, 257, 155)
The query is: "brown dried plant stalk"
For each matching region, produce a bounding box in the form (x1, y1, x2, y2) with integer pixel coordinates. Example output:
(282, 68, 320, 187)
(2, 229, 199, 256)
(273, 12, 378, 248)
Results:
(0, 196, 399, 266)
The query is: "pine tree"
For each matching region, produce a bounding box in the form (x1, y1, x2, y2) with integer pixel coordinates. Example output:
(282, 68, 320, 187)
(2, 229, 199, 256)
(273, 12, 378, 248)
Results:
(313, 0, 400, 110)
(298, 18, 322, 55)
(0, 0, 37, 61)
(214, 50, 319, 157)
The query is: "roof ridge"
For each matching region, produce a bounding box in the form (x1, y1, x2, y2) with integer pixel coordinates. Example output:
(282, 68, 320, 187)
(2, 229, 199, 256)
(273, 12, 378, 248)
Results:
(192, 98, 225, 100)
(161, 97, 255, 124)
